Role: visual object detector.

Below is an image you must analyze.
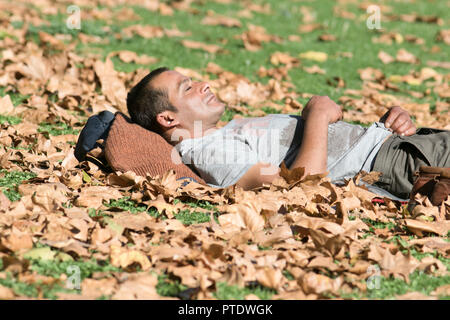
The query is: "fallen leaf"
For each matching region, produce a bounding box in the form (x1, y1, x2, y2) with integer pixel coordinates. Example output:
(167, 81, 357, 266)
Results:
(378, 51, 394, 64)
(181, 40, 222, 54)
(303, 65, 325, 74)
(404, 219, 450, 237)
(396, 49, 418, 64)
(0, 285, 15, 300)
(94, 58, 128, 113)
(299, 51, 328, 62)
(110, 245, 151, 271)
(299, 272, 341, 295)
(201, 14, 242, 28)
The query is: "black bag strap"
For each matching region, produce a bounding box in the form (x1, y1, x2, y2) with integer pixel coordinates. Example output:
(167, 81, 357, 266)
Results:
(415, 127, 448, 135)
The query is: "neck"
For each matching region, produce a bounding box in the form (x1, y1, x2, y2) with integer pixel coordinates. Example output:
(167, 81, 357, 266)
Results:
(164, 122, 219, 146)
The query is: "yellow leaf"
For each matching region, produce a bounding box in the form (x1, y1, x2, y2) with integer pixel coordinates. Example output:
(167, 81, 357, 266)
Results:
(388, 75, 404, 83)
(299, 51, 328, 62)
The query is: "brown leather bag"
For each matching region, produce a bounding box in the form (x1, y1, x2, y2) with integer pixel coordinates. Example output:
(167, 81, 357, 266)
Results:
(408, 166, 450, 210)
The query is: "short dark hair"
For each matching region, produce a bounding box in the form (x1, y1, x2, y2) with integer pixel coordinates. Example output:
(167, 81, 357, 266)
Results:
(126, 67, 177, 134)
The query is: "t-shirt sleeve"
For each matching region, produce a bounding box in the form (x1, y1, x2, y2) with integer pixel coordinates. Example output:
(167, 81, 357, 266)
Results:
(182, 137, 258, 188)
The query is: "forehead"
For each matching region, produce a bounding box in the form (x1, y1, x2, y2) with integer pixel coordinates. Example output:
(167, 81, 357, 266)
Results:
(151, 70, 186, 92)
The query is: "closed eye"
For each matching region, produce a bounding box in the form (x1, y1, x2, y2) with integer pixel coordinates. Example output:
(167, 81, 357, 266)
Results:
(185, 86, 192, 91)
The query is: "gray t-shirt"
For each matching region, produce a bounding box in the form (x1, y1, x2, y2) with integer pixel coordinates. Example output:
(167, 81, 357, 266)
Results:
(175, 114, 392, 188)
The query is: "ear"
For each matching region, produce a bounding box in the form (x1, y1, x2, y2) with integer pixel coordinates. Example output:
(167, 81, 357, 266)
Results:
(156, 111, 179, 129)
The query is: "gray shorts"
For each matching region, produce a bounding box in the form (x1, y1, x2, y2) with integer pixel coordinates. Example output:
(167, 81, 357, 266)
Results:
(372, 128, 450, 199)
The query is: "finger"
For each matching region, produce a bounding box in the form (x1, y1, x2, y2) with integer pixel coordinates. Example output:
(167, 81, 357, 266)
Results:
(396, 120, 413, 135)
(389, 114, 409, 132)
(384, 108, 402, 128)
(390, 112, 411, 131)
(404, 126, 416, 136)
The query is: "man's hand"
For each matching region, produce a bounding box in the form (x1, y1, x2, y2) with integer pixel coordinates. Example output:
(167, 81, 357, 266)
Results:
(380, 106, 416, 136)
(302, 96, 343, 124)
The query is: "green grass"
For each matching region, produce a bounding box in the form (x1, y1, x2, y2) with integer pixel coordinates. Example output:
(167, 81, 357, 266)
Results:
(339, 244, 450, 300)
(341, 271, 450, 300)
(156, 273, 188, 297)
(38, 121, 80, 138)
(0, 244, 122, 299)
(182, 199, 218, 211)
(105, 196, 148, 214)
(361, 218, 397, 231)
(0, 273, 77, 299)
(174, 209, 212, 225)
(172, 199, 220, 225)
(214, 282, 276, 300)
(0, 87, 30, 106)
(0, 169, 37, 201)
(0, 114, 22, 125)
(29, 257, 120, 280)
(104, 196, 162, 218)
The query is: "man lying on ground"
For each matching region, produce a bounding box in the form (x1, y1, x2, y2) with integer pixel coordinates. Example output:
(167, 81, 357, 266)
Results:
(125, 67, 450, 200)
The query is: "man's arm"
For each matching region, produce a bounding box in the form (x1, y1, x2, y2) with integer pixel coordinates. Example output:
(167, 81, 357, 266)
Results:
(236, 96, 342, 190)
(235, 162, 281, 190)
(289, 95, 342, 175)
(289, 106, 329, 175)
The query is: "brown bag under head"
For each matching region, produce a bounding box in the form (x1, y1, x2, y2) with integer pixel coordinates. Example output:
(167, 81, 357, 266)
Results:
(104, 112, 205, 183)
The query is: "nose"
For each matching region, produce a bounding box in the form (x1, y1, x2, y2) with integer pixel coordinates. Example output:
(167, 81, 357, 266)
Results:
(199, 82, 210, 94)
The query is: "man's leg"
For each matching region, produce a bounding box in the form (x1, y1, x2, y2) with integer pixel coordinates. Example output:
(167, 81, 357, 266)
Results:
(372, 130, 450, 199)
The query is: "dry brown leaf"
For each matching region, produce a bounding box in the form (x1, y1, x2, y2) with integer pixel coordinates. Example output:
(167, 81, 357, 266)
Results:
(318, 34, 336, 42)
(396, 49, 419, 64)
(0, 95, 15, 115)
(112, 273, 162, 300)
(432, 284, 450, 297)
(181, 40, 222, 54)
(255, 267, 283, 289)
(358, 67, 384, 81)
(110, 51, 158, 65)
(404, 219, 450, 237)
(201, 14, 242, 28)
(81, 278, 117, 299)
(110, 245, 151, 271)
(299, 272, 342, 295)
(298, 23, 323, 33)
(270, 52, 300, 67)
(221, 200, 265, 233)
(304, 65, 326, 74)
(74, 186, 123, 209)
(94, 58, 127, 113)
(2, 231, 33, 252)
(0, 285, 15, 300)
(378, 51, 394, 64)
(0, 190, 11, 211)
(435, 29, 450, 45)
(396, 292, 436, 300)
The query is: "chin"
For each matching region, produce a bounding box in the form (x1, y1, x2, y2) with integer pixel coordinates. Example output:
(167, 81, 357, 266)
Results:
(216, 103, 226, 115)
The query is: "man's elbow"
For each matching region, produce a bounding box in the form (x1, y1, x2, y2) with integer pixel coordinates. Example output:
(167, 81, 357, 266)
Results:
(235, 162, 280, 190)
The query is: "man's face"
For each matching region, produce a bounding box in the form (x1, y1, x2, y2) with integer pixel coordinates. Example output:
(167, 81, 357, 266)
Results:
(153, 70, 225, 131)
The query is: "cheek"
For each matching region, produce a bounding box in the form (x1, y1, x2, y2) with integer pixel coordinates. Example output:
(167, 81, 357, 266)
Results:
(184, 95, 206, 111)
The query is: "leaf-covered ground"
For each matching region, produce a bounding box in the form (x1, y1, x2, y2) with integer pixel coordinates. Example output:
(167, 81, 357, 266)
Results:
(0, 0, 449, 300)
